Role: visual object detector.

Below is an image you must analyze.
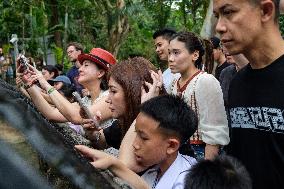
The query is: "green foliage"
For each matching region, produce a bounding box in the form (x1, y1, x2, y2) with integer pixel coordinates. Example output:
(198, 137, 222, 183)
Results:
(50, 44, 72, 72)
(0, 0, 209, 65)
(279, 15, 284, 36)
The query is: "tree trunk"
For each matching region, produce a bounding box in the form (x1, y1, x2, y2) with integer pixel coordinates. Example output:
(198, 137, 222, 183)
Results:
(101, 0, 130, 57)
(49, 0, 62, 47)
(200, 0, 216, 39)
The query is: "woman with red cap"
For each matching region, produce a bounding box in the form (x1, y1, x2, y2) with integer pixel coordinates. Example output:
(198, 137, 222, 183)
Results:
(21, 48, 116, 130)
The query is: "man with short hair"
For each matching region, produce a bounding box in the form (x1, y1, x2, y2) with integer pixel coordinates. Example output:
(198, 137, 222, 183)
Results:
(66, 42, 84, 94)
(214, 0, 284, 188)
(153, 28, 180, 93)
(219, 53, 248, 108)
(76, 95, 197, 189)
(211, 36, 230, 80)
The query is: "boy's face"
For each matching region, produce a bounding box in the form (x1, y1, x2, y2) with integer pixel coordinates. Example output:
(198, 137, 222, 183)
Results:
(133, 112, 170, 168)
(154, 36, 170, 61)
(213, 0, 262, 55)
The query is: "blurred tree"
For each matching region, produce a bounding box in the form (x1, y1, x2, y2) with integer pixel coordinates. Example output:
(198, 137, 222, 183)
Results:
(3, 0, 283, 68)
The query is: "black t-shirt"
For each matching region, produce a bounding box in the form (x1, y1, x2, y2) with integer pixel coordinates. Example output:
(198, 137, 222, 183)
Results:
(227, 55, 284, 189)
(103, 120, 122, 149)
(215, 61, 230, 81)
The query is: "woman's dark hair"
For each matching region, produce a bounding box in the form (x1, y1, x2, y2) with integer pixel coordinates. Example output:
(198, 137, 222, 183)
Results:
(202, 39, 214, 74)
(58, 83, 76, 103)
(92, 62, 108, 91)
(108, 57, 166, 135)
(42, 65, 59, 79)
(170, 31, 205, 70)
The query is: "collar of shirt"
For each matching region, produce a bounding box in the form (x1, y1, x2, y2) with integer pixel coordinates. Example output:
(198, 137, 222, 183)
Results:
(142, 153, 196, 189)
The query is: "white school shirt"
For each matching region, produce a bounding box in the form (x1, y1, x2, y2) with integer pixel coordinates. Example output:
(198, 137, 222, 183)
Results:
(163, 68, 180, 94)
(141, 153, 196, 189)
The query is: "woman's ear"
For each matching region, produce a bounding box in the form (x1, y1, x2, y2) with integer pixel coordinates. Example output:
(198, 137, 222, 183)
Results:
(192, 51, 200, 62)
(97, 69, 106, 79)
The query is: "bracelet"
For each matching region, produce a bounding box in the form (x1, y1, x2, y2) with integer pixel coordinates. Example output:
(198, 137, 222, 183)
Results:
(94, 132, 101, 143)
(47, 87, 56, 94)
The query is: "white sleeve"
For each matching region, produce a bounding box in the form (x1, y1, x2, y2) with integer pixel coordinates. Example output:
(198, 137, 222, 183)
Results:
(195, 74, 230, 145)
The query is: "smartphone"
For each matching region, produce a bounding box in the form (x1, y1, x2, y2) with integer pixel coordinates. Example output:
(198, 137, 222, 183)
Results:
(18, 54, 29, 72)
(72, 92, 100, 129)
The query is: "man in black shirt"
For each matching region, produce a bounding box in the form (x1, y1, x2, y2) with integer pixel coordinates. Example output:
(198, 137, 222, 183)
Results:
(211, 36, 230, 80)
(214, 0, 284, 188)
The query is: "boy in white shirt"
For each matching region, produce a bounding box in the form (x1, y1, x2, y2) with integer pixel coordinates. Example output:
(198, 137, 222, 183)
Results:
(75, 95, 197, 189)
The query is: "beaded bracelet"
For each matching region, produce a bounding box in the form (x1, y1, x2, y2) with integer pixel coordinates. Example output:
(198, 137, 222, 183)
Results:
(47, 87, 56, 94)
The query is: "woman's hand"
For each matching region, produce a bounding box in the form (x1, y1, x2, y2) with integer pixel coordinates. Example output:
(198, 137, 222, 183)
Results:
(25, 64, 50, 90)
(82, 111, 103, 141)
(141, 70, 163, 104)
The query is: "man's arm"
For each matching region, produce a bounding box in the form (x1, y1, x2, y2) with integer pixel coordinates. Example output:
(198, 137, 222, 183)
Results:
(75, 145, 149, 189)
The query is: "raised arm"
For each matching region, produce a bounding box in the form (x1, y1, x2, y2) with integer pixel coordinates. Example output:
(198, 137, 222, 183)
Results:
(26, 85, 69, 122)
(25, 64, 111, 124)
(75, 145, 149, 189)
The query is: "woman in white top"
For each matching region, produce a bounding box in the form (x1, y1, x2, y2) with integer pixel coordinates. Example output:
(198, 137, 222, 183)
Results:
(21, 48, 115, 127)
(168, 31, 229, 160)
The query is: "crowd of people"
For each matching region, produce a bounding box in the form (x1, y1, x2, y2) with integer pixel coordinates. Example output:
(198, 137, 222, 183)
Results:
(9, 0, 284, 189)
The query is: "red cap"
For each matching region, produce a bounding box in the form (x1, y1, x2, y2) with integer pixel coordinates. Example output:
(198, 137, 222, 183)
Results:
(78, 48, 116, 70)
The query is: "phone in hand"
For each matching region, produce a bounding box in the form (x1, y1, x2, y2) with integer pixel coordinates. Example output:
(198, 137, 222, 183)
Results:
(18, 54, 29, 72)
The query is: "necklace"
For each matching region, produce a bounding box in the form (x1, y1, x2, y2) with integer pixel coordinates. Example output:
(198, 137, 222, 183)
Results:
(177, 70, 201, 97)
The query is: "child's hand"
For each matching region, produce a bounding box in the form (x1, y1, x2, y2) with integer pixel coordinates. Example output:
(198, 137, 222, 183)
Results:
(75, 145, 116, 169)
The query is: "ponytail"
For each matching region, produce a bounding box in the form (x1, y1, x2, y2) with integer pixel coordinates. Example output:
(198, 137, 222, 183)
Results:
(201, 39, 214, 74)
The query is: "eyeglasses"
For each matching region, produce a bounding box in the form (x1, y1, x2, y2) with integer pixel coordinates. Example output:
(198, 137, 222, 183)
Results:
(67, 50, 74, 55)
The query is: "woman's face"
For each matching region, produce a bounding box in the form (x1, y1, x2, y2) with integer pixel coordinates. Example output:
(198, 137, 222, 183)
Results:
(106, 77, 126, 119)
(53, 81, 63, 90)
(168, 39, 197, 74)
(42, 69, 54, 80)
(78, 60, 103, 85)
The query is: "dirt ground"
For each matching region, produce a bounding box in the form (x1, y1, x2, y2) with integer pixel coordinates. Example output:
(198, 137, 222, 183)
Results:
(0, 120, 40, 169)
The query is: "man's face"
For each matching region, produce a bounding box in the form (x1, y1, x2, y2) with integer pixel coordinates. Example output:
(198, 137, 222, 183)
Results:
(67, 46, 81, 63)
(132, 112, 170, 168)
(213, 48, 221, 61)
(154, 36, 170, 61)
(213, 0, 261, 55)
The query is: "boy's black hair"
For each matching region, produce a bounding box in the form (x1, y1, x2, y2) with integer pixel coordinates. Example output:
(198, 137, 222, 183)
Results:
(140, 95, 197, 144)
(185, 155, 252, 189)
(152, 28, 177, 41)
